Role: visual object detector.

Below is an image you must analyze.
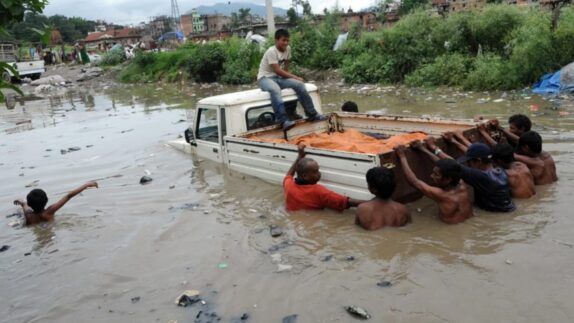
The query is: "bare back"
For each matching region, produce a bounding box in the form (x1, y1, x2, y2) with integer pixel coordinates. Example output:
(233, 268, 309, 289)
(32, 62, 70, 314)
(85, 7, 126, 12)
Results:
(24, 209, 54, 226)
(435, 182, 473, 224)
(527, 152, 557, 185)
(355, 199, 410, 231)
(506, 161, 536, 198)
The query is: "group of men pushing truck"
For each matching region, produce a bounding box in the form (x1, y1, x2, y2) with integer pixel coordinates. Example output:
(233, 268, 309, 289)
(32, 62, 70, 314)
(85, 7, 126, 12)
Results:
(283, 114, 558, 230)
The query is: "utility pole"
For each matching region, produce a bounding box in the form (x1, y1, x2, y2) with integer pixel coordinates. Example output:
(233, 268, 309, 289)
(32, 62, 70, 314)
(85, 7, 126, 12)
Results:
(171, 0, 182, 32)
(266, 0, 275, 35)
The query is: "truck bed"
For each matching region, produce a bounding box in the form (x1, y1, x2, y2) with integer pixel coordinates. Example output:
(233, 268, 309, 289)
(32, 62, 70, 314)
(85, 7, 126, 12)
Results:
(224, 113, 479, 202)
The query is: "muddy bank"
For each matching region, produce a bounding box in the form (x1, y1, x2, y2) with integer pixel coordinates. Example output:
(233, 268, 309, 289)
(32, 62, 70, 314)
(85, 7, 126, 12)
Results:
(1, 81, 574, 323)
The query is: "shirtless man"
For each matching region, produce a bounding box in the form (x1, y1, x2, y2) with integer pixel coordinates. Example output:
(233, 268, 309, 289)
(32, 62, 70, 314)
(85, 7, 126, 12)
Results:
(14, 181, 98, 225)
(355, 166, 410, 230)
(514, 131, 557, 185)
(395, 144, 472, 224)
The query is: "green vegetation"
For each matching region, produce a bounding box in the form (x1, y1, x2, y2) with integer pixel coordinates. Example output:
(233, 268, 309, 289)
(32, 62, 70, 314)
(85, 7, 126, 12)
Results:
(336, 5, 574, 90)
(116, 4, 574, 90)
(117, 38, 262, 84)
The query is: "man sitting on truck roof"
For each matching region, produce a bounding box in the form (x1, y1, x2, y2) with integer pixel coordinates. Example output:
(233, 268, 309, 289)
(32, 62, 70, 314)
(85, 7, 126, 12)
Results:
(283, 144, 364, 212)
(258, 29, 327, 131)
(355, 166, 410, 230)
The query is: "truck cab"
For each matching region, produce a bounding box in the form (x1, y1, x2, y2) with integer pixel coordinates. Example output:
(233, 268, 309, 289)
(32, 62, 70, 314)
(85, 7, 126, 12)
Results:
(1, 42, 45, 82)
(179, 84, 321, 162)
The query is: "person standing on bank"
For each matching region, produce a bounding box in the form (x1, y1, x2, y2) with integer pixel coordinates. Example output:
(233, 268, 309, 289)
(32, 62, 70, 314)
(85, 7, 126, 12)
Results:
(258, 29, 327, 131)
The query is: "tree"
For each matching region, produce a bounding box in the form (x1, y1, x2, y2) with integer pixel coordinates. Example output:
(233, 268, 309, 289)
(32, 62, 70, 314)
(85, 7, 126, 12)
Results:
(1, 0, 48, 100)
(238, 8, 252, 25)
(287, 8, 299, 25)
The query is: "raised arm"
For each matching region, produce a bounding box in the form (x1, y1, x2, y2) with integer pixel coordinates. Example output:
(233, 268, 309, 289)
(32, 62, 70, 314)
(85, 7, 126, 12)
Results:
(490, 119, 519, 145)
(394, 145, 443, 200)
(13, 199, 28, 212)
(422, 137, 454, 160)
(45, 181, 98, 215)
(477, 124, 497, 147)
(286, 144, 306, 177)
(452, 130, 473, 147)
(442, 132, 469, 153)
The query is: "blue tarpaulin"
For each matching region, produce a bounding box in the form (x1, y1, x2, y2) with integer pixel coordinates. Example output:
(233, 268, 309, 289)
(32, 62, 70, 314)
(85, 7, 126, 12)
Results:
(532, 71, 561, 94)
(159, 31, 184, 42)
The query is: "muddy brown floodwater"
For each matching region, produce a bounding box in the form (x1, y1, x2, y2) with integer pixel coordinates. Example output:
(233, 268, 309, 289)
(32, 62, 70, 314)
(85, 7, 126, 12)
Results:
(1, 81, 574, 323)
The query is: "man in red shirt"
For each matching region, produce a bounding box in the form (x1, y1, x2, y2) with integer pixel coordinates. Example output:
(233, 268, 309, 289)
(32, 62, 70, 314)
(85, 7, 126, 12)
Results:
(283, 144, 364, 212)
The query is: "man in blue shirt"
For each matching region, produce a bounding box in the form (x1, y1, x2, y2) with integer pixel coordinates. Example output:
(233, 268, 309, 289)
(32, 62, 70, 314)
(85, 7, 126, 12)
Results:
(416, 139, 515, 213)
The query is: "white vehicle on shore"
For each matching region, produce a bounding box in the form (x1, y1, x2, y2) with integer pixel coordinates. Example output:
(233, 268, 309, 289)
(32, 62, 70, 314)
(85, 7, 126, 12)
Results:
(168, 85, 478, 201)
(1, 42, 45, 82)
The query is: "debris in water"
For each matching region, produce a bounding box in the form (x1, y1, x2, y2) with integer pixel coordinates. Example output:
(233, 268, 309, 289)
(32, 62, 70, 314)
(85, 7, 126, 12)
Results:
(377, 280, 392, 288)
(68, 147, 81, 152)
(268, 240, 294, 252)
(139, 176, 153, 185)
(277, 264, 293, 272)
(24, 252, 31, 256)
(493, 99, 504, 103)
(282, 314, 298, 323)
(530, 104, 540, 112)
(169, 185, 175, 189)
(321, 255, 333, 262)
(0, 245, 10, 253)
(271, 253, 282, 263)
(131, 296, 140, 304)
(345, 305, 371, 319)
(241, 313, 249, 320)
(345, 256, 356, 262)
(175, 290, 200, 307)
(60, 149, 68, 155)
(25, 180, 39, 188)
(218, 263, 228, 269)
(505, 259, 513, 265)
(269, 224, 283, 237)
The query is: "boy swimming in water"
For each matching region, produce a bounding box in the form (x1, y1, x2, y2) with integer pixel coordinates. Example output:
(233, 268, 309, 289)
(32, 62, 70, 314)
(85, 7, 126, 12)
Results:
(14, 181, 98, 225)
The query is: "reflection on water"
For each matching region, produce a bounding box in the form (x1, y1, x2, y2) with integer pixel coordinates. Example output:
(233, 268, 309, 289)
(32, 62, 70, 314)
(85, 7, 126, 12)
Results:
(1, 83, 574, 323)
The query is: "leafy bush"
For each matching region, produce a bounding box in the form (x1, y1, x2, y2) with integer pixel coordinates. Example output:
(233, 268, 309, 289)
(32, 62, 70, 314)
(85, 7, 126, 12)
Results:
(221, 38, 262, 84)
(464, 53, 519, 90)
(405, 53, 472, 87)
(98, 47, 126, 66)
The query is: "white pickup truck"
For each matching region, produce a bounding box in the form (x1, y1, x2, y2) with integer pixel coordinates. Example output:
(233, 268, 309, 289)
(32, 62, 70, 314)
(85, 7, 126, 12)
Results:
(1, 42, 45, 82)
(169, 84, 479, 202)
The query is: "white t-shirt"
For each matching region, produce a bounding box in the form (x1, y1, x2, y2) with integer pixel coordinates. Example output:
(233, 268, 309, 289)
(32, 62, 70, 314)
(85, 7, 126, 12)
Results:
(257, 45, 292, 80)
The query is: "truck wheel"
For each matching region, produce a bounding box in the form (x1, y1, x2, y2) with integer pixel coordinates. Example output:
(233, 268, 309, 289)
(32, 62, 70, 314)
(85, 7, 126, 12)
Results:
(1, 71, 11, 83)
(30, 73, 41, 80)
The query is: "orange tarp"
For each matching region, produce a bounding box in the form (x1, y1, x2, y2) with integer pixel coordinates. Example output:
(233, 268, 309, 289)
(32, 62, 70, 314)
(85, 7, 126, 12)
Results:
(248, 129, 427, 154)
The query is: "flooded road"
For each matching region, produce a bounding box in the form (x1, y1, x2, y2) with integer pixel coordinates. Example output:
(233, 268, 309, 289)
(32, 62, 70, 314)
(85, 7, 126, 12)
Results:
(1, 81, 574, 323)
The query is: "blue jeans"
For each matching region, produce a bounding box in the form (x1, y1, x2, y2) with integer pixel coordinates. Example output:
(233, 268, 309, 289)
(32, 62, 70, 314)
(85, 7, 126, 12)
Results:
(258, 76, 319, 124)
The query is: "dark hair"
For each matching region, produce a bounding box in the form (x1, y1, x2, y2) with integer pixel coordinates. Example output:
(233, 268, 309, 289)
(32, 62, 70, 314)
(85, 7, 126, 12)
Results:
(275, 29, 290, 40)
(519, 131, 542, 154)
(341, 101, 358, 112)
(435, 159, 461, 186)
(366, 167, 396, 199)
(27, 189, 48, 213)
(508, 114, 532, 132)
(296, 157, 314, 176)
(492, 143, 515, 164)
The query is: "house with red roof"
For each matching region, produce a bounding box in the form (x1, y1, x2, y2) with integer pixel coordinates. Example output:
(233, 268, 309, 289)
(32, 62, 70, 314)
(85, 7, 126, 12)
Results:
(83, 28, 142, 50)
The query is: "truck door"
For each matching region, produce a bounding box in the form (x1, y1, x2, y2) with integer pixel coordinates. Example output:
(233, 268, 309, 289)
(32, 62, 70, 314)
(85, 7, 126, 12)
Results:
(195, 107, 223, 162)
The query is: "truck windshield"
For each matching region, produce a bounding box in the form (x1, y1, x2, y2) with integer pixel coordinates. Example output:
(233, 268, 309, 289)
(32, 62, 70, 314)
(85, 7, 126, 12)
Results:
(246, 100, 301, 130)
(196, 108, 219, 143)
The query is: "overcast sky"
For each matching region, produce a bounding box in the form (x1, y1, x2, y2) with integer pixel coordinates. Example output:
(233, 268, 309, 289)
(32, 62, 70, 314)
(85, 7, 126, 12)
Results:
(43, 0, 376, 25)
